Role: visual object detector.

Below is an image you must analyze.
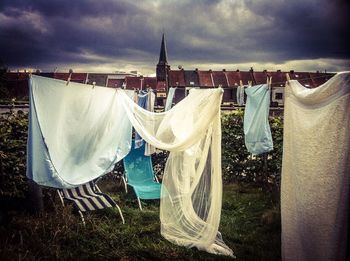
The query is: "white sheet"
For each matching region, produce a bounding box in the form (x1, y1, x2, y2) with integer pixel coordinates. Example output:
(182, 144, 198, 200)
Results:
(281, 72, 350, 261)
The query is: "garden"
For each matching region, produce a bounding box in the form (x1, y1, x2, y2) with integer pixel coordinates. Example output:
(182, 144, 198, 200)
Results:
(0, 108, 283, 260)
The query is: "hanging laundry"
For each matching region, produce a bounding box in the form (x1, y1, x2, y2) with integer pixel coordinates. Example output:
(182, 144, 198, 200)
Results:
(236, 85, 245, 106)
(165, 87, 176, 111)
(144, 90, 156, 155)
(243, 84, 273, 155)
(134, 90, 149, 149)
(281, 72, 350, 261)
(27, 75, 233, 257)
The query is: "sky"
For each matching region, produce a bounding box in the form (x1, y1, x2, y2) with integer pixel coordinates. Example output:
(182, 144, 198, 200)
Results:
(0, 0, 349, 75)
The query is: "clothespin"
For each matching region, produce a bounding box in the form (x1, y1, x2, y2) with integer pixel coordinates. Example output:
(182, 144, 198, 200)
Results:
(239, 80, 243, 88)
(248, 80, 252, 87)
(266, 75, 272, 90)
(92, 81, 96, 89)
(66, 69, 73, 86)
(28, 69, 32, 78)
(286, 73, 291, 81)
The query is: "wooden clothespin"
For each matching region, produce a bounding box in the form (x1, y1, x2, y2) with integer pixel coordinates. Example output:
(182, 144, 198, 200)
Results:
(286, 73, 291, 81)
(66, 69, 73, 86)
(266, 75, 272, 90)
(239, 80, 243, 87)
(28, 69, 32, 78)
(248, 80, 252, 87)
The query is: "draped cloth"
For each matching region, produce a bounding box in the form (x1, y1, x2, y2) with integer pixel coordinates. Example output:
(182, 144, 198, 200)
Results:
(27, 75, 233, 257)
(281, 72, 350, 261)
(244, 84, 273, 155)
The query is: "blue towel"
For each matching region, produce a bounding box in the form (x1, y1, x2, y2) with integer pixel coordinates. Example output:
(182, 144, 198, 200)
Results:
(244, 84, 273, 155)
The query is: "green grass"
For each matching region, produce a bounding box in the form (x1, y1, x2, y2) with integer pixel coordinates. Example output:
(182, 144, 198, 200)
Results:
(0, 181, 280, 260)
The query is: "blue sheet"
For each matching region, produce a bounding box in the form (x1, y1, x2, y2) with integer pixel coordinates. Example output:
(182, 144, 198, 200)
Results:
(244, 84, 273, 155)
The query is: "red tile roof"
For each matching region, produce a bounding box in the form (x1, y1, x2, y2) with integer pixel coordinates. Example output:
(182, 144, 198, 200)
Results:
(198, 70, 214, 87)
(168, 70, 186, 87)
(289, 72, 314, 88)
(54, 73, 87, 83)
(309, 72, 334, 88)
(125, 77, 142, 90)
(212, 71, 229, 87)
(143, 77, 157, 89)
(225, 71, 254, 86)
(107, 79, 125, 88)
(184, 70, 199, 86)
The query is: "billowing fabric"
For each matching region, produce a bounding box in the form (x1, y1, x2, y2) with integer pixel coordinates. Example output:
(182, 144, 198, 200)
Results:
(244, 84, 273, 155)
(27, 75, 233, 257)
(123, 141, 161, 199)
(281, 72, 350, 261)
(27, 75, 133, 188)
(165, 87, 176, 111)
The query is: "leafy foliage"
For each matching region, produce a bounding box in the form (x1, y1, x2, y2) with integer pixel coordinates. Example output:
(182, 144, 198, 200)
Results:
(221, 111, 283, 189)
(0, 111, 28, 199)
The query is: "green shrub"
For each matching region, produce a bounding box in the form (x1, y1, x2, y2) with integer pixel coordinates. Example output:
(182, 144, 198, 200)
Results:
(0, 111, 28, 200)
(221, 111, 283, 188)
(0, 110, 283, 204)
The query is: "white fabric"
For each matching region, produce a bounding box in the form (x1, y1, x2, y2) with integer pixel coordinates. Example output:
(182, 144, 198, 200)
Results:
(145, 90, 156, 155)
(27, 76, 133, 187)
(281, 72, 350, 261)
(27, 75, 233, 257)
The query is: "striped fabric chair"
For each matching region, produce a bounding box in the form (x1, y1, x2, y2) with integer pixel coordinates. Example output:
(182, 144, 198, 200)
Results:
(57, 181, 125, 225)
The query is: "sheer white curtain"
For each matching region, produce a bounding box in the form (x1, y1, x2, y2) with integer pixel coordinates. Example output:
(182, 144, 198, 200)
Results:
(119, 88, 233, 256)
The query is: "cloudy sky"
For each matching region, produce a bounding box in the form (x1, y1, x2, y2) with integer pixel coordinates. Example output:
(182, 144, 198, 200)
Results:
(1, 0, 349, 75)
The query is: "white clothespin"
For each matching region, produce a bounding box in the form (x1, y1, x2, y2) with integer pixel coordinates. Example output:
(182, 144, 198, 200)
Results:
(92, 81, 96, 89)
(248, 80, 252, 87)
(66, 69, 73, 86)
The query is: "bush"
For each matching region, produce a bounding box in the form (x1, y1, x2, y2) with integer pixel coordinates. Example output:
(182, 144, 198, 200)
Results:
(221, 111, 283, 188)
(0, 111, 28, 200)
(0, 110, 283, 206)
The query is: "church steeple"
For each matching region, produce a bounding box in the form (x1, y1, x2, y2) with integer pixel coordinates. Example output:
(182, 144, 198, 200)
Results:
(156, 33, 170, 83)
(158, 33, 168, 64)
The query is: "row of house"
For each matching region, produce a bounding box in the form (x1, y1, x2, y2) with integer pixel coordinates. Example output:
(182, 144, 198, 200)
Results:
(3, 34, 334, 107)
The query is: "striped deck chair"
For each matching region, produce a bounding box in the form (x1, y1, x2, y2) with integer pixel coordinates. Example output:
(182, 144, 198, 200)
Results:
(57, 181, 125, 225)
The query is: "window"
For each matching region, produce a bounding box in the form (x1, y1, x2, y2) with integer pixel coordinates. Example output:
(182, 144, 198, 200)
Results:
(275, 92, 283, 100)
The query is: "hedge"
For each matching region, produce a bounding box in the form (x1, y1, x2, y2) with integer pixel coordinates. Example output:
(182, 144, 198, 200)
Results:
(0, 110, 283, 201)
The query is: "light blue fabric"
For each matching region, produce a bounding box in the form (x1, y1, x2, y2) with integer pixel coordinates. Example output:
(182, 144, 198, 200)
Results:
(27, 75, 133, 188)
(244, 84, 273, 155)
(165, 87, 176, 111)
(123, 141, 161, 200)
(134, 91, 148, 149)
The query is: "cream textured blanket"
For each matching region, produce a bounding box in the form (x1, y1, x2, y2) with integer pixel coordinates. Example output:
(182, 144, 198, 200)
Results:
(281, 72, 350, 261)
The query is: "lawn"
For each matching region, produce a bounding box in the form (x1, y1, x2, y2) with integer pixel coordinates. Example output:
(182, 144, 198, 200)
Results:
(0, 180, 280, 260)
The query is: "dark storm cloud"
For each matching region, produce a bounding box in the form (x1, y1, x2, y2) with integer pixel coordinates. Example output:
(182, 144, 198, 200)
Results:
(0, 0, 349, 71)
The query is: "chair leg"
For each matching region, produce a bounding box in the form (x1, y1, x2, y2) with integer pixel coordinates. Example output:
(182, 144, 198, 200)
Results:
(137, 197, 143, 211)
(57, 190, 65, 207)
(78, 210, 86, 226)
(115, 205, 125, 224)
(121, 176, 128, 193)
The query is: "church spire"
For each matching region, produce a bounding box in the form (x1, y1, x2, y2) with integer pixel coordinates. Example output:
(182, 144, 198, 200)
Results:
(156, 33, 170, 83)
(158, 33, 168, 64)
